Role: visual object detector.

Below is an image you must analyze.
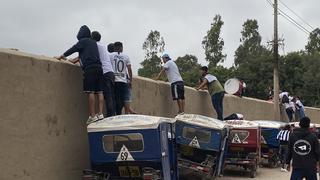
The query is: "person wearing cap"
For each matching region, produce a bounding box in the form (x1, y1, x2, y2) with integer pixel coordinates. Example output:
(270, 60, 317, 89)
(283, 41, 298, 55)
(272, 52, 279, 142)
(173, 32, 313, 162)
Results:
(196, 66, 225, 120)
(286, 117, 320, 179)
(155, 54, 185, 114)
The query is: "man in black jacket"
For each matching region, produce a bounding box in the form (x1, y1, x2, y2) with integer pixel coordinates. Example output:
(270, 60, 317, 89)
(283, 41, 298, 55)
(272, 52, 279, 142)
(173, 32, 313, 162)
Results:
(286, 117, 320, 179)
(56, 25, 104, 124)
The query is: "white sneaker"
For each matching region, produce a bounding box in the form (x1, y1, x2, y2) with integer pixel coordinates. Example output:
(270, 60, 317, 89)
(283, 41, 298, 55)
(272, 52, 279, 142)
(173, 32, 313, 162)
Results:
(280, 168, 287, 172)
(178, 112, 185, 115)
(97, 114, 104, 120)
(87, 116, 98, 125)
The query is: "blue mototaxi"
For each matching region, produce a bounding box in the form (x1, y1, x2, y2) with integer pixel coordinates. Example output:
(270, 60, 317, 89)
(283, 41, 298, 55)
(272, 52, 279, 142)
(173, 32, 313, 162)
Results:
(253, 120, 287, 168)
(174, 114, 229, 180)
(87, 115, 177, 180)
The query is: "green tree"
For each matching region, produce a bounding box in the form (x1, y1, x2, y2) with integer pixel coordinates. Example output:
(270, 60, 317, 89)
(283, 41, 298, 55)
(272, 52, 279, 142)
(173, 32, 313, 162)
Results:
(280, 51, 305, 96)
(138, 30, 165, 78)
(234, 19, 273, 98)
(299, 53, 320, 106)
(175, 54, 201, 87)
(305, 28, 320, 54)
(202, 14, 226, 68)
(234, 19, 263, 66)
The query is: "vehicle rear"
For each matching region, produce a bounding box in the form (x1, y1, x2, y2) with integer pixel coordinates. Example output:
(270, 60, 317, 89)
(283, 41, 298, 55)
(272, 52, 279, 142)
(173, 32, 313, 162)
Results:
(224, 120, 261, 178)
(86, 115, 177, 180)
(175, 120, 228, 180)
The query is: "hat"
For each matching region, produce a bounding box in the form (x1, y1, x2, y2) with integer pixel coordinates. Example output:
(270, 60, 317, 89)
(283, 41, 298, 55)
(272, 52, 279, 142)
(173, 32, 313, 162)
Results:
(299, 117, 311, 128)
(162, 54, 171, 60)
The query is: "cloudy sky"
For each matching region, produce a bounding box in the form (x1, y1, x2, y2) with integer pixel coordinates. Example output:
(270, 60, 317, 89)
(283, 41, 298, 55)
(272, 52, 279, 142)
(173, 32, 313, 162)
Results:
(1, 0, 318, 73)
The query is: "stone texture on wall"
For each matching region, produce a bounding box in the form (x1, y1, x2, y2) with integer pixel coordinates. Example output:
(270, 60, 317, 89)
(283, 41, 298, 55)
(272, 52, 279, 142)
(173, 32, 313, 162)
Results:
(0, 49, 319, 180)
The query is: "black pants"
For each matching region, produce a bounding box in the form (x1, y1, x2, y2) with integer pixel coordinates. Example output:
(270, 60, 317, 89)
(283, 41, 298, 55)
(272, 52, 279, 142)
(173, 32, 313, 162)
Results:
(211, 92, 224, 120)
(290, 169, 317, 180)
(103, 72, 115, 117)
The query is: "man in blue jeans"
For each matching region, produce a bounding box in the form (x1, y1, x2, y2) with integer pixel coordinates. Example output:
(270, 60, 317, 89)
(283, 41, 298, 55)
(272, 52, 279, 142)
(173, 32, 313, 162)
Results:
(196, 66, 225, 120)
(286, 117, 320, 180)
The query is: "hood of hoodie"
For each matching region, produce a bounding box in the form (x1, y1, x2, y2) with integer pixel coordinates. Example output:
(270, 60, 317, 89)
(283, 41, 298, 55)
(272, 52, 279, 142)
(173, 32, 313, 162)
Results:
(293, 128, 311, 138)
(77, 25, 91, 40)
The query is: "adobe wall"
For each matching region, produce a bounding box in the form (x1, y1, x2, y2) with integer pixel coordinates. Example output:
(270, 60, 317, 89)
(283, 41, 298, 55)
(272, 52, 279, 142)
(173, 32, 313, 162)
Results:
(0, 49, 319, 180)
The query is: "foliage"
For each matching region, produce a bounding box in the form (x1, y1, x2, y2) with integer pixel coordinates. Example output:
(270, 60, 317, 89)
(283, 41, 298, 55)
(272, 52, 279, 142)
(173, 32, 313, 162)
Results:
(137, 19, 320, 107)
(305, 28, 320, 54)
(175, 54, 201, 87)
(233, 19, 274, 99)
(202, 14, 226, 68)
(138, 30, 165, 78)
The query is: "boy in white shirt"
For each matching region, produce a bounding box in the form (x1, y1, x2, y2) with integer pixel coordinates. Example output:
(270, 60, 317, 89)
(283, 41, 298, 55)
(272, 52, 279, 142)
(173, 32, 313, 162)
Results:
(156, 54, 185, 114)
(110, 42, 133, 115)
(91, 31, 116, 117)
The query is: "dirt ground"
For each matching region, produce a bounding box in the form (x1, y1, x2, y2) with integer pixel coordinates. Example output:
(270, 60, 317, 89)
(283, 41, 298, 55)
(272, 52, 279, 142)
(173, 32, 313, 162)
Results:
(179, 167, 291, 180)
(217, 167, 291, 180)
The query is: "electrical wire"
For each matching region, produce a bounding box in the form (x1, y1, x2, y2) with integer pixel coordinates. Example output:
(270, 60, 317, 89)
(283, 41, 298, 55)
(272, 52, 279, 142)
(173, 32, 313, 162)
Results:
(279, 0, 314, 30)
(265, 0, 310, 36)
(278, 8, 311, 35)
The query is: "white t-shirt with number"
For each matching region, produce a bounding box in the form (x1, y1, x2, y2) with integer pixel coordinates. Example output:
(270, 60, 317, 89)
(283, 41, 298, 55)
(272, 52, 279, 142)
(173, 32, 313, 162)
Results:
(163, 60, 183, 84)
(110, 52, 131, 83)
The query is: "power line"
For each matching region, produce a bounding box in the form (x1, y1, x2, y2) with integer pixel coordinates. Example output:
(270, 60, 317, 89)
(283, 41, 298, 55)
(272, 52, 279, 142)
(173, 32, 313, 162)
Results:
(279, 0, 314, 30)
(265, 0, 310, 36)
(278, 8, 311, 35)
(266, 0, 273, 7)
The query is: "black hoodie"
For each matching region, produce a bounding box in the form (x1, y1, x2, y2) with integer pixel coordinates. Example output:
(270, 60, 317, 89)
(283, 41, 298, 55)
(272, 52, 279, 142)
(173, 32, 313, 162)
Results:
(63, 25, 101, 70)
(286, 128, 320, 170)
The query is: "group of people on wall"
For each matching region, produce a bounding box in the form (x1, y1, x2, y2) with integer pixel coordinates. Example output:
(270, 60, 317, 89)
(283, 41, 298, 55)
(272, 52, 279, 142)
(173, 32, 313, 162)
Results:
(54, 25, 308, 125)
(55, 25, 226, 122)
(54, 25, 319, 180)
(56, 25, 136, 124)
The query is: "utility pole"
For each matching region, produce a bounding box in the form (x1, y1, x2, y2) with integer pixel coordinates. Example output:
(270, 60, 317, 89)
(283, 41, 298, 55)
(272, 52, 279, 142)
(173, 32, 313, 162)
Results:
(273, 0, 281, 120)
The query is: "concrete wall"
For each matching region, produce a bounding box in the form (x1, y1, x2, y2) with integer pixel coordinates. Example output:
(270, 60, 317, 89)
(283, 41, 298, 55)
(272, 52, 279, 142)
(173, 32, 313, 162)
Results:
(0, 49, 89, 180)
(1, 49, 319, 180)
(131, 76, 319, 122)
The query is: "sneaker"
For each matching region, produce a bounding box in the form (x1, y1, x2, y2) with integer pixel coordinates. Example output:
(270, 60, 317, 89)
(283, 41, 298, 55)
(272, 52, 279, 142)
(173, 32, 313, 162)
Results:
(87, 116, 98, 125)
(178, 112, 185, 115)
(97, 114, 104, 120)
(280, 168, 286, 172)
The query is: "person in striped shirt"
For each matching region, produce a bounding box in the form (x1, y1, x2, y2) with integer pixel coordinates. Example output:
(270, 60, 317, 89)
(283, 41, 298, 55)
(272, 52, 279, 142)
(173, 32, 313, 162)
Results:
(277, 124, 291, 172)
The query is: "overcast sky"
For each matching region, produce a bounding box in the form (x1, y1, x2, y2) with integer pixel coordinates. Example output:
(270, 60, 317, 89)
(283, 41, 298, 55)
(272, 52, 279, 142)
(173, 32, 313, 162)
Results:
(1, 0, 318, 73)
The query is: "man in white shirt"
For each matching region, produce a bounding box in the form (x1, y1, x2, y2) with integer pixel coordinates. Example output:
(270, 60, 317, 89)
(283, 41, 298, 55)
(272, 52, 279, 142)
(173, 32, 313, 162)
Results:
(156, 54, 185, 114)
(292, 97, 306, 119)
(110, 42, 133, 115)
(277, 124, 291, 172)
(279, 91, 295, 122)
(92, 31, 115, 118)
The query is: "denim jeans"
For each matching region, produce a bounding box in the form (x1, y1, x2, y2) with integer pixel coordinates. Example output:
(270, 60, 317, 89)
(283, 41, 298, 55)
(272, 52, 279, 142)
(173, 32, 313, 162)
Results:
(290, 169, 317, 180)
(211, 92, 224, 120)
(286, 108, 294, 122)
(298, 106, 306, 119)
(103, 72, 116, 117)
(279, 144, 288, 168)
(114, 82, 130, 115)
